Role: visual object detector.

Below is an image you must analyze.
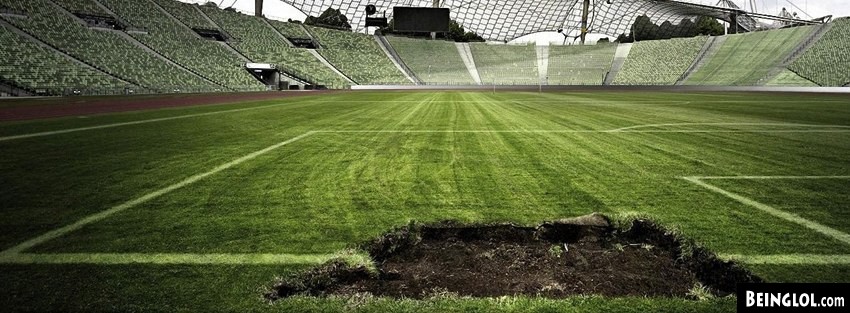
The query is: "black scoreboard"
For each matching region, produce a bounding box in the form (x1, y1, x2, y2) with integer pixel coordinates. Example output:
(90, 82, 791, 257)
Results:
(392, 7, 450, 32)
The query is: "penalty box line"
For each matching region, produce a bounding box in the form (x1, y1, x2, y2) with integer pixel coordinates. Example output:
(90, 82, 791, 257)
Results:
(0, 131, 317, 260)
(682, 176, 850, 247)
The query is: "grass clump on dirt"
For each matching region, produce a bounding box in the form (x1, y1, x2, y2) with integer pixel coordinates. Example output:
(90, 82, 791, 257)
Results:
(267, 213, 761, 300)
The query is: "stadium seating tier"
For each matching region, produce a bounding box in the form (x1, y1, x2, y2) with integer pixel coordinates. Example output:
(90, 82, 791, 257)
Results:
(0, 0, 218, 92)
(789, 18, 850, 87)
(53, 0, 109, 16)
(151, 0, 215, 30)
(547, 44, 617, 85)
(306, 25, 409, 85)
(98, 0, 264, 91)
(684, 26, 814, 86)
(469, 43, 538, 85)
(0, 23, 129, 94)
(613, 36, 707, 85)
(386, 36, 474, 85)
(200, 6, 350, 88)
(1, 0, 849, 95)
(765, 69, 818, 87)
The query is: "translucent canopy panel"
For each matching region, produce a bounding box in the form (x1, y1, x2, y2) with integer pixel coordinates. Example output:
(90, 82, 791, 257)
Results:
(281, 0, 778, 41)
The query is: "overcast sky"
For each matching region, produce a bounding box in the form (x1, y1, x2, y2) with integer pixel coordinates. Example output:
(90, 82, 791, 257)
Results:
(180, 0, 849, 43)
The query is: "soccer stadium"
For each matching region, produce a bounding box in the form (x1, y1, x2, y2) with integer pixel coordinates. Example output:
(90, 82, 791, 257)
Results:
(1, 0, 849, 311)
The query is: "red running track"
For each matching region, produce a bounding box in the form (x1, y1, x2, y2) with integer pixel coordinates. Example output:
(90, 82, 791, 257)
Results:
(0, 91, 331, 122)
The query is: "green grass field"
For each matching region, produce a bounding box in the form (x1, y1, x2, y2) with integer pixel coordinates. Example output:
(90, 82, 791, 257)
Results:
(2, 91, 850, 312)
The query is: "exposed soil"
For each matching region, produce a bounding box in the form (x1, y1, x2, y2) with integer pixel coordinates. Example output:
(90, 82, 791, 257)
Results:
(267, 214, 761, 300)
(0, 91, 332, 122)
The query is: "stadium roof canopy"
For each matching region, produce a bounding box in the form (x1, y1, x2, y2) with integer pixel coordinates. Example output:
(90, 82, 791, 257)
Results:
(280, 0, 824, 41)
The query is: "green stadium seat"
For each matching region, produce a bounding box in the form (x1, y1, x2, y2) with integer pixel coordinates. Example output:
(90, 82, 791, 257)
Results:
(684, 26, 814, 86)
(201, 7, 350, 88)
(150, 0, 214, 30)
(0, 0, 219, 92)
(268, 19, 311, 39)
(53, 0, 109, 16)
(0, 24, 130, 95)
(469, 43, 538, 85)
(765, 69, 818, 87)
(98, 0, 265, 91)
(1, 0, 848, 93)
(306, 25, 410, 85)
(789, 18, 850, 86)
(548, 44, 616, 85)
(386, 36, 474, 85)
(613, 36, 707, 85)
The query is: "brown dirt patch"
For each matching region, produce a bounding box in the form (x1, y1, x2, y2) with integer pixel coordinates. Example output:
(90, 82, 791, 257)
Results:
(267, 214, 761, 300)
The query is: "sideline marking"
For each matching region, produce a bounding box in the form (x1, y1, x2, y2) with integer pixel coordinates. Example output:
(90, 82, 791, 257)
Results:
(5, 121, 850, 143)
(720, 254, 850, 265)
(697, 176, 850, 180)
(609, 122, 850, 132)
(0, 101, 312, 142)
(315, 129, 850, 134)
(0, 253, 334, 265)
(683, 176, 850, 246)
(1, 252, 849, 265)
(0, 132, 316, 256)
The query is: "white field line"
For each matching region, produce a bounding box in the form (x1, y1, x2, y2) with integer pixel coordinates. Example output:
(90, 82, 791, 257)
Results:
(5, 119, 850, 143)
(5, 252, 850, 265)
(315, 130, 599, 133)
(0, 131, 315, 257)
(609, 122, 850, 132)
(0, 102, 302, 142)
(0, 252, 334, 265)
(682, 176, 850, 246)
(315, 129, 850, 134)
(720, 254, 850, 265)
(614, 130, 850, 133)
(316, 100, 850, 104)
(694, 176, 850, 180)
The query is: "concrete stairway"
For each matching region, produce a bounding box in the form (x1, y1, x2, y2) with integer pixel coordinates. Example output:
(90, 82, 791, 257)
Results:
(676, 36, 726, 85)
(374, 34, 421, 85)
(536, 44, 549, 85)
(759, 23, 833, 85)
(455, 43, 482, 85)
(604, 43, 632, 85)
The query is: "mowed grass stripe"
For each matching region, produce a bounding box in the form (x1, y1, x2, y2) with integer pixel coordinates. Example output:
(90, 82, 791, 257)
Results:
(0, 132, 316, 256)
(722, 254, 850, 265)
(0, 253, 333, 265)
(27, 130, 850, 255)
(683, 177, 850, 246)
